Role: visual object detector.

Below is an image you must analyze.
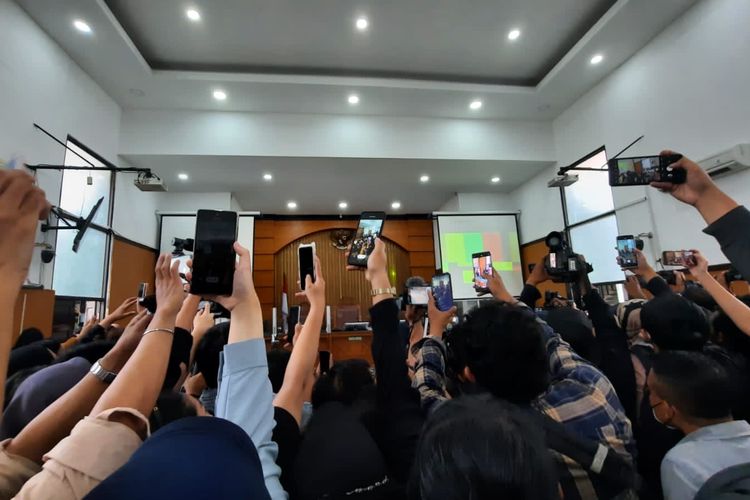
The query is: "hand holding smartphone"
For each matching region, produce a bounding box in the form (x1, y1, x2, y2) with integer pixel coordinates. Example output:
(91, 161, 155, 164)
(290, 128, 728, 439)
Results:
(190, 210, 238, 295)
(431, 273, 454, 312)
(348, 212, 386, 267)
(472, 251, 492, 292)
(608, 154, 685, 187)
(616, 235, 638, 268)
(298, 243, 316, 290)
(662, 250, 697, 267)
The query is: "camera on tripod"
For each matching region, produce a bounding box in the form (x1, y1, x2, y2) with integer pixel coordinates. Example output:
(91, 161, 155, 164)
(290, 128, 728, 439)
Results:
(543, 231, 593, 283)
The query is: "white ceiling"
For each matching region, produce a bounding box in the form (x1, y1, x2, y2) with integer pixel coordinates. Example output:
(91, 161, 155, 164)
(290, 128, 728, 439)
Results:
(122, 155, 553, 214)
(14, 0, 699, 212)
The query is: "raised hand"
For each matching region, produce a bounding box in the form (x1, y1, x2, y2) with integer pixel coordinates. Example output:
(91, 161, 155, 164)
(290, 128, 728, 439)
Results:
(154, 253, 185, 316)
(651, 151, 715, 207)
(208, 242, 257, 312)
(427, 290, 457, 339)
(193, 302, 215, 334)
(482, 267, 514, 303)
(687, 249, 709, 277)
(365, 238, 387, 282)
(101, 297, 138, 328)
(526, 258, 550, 286)
(296, 256, 326, 311)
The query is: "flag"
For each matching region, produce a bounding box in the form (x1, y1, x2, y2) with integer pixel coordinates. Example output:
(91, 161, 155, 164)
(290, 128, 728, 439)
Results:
(281, 273, 289, 335)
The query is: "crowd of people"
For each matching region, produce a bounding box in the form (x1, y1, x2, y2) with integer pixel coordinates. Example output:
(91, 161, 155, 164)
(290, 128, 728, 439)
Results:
(1, 150, 749, 499)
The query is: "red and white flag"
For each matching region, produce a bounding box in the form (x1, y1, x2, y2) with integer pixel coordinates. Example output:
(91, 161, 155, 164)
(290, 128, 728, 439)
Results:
(281, 273, 289, 335)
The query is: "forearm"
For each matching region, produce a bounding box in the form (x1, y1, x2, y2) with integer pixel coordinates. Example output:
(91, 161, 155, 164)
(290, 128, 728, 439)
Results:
(491, 281, 515, 303)
(91, 311, 176, 429)
(228, 296, 263, 344)
(696, 272, 750, 336)
(0, 295, 18, 412)
(583, 288, 619, 332)
(695, 186, 740, 225)
(370, 270, 393, 306)
(176, 294, 200, 332)
(520, 284, 542, 308)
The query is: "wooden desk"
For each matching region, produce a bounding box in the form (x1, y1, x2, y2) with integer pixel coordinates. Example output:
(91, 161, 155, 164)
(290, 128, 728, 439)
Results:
(266, 331, 374, 365)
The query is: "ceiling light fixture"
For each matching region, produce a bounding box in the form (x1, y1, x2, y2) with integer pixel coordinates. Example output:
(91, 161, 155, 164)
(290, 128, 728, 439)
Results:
(590, 54, 604, 65)
(73, 19, 92, 33)
(338, 201, 348, 209)
(348, 94, 360, 105)
(263, 173, 273, 181)
(213, 90, 227, 101)
(355, 17, 369, 31)
(287, 201, 298, 210)
(178, 173, 189, 181)
(391, 201, 401, 210)
(186, 9, 201, 21)
(491, 176, 501, 184)
(469, 100, 483, 110)
(507, 29, 521, 41)
(419, 175, 430, 183)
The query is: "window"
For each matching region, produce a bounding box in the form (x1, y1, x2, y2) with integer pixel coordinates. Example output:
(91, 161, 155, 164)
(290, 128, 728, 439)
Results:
(569, 214, 622, 284)
(563, 148, 614, 225)
(52, 138, 113, 298)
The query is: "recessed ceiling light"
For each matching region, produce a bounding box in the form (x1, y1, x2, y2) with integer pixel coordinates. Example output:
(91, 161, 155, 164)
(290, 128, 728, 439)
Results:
(469, 100, 483, 110)
(178, 173, 189, 181)
(287, 201, 298, 210)
(186, 9, 201, 21)
(338, 201, 348, 209)
(355, 17, 369, 31)
(420, 175, 430, 183)
(263, 173, 273, 181)
(391, 201, 401, 210)
(73, 20, 92, 34)
(491, 176, 501, 184)
(348, 94, 360, 105)
(590, 54, 604, 65)
(507, 29, 521, 41)
(213, 90, 227, 101)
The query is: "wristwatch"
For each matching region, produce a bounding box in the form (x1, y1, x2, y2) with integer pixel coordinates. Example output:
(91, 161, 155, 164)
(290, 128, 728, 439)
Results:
(370, 287, 397, 297)
(90, 359, 117, 384)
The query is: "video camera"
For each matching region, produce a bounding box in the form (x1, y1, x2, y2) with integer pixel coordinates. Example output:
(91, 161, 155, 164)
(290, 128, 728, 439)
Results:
(172, 237, 194, 256)
(400, 276, 429, 311)
(544, 231, 593, 283)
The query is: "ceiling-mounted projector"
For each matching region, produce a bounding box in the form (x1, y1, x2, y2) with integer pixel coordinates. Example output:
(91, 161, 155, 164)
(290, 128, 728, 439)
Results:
(547, 174, 579, 188)
(134, 172, 167, 192)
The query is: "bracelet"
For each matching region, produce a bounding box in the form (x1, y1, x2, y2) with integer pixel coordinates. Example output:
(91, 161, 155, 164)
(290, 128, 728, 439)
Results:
(143, 327, 175, 337)
(370, 287, 397, 297)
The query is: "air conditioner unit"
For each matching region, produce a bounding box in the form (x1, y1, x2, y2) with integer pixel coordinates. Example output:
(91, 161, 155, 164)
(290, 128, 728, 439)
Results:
(699, 144, 750, 179)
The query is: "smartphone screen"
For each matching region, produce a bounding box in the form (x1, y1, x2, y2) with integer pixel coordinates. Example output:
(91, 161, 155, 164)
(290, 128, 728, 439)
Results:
(431, 273, 454, 312)
(408, 286, 430, 306)
(617, 236, 638, 268)
(190, 210, 238, 295)
(137, 282, 148, 301)
(608, 154, 684, 187)
(348, 212, 386, 267)
(472, 252, 492, 288)
(298, 243, 316, 290)
(662, 250, 696, 267)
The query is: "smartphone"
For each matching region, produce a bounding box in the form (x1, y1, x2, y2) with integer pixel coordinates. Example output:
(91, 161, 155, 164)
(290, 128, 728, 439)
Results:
(662, 250, 697, 267)
(431, 273, 454, 312)
(298, 243, 316, 290)
(190, 210, 238, 295)
(319, 351, 331, 374)
(348, 212, 386, 267)
(137, 282, 148, 302)
(472, 251, 492, 290)
(408, 286, 430, 306)
(617, 235, 638, 268)
(608, 154, 685, 187)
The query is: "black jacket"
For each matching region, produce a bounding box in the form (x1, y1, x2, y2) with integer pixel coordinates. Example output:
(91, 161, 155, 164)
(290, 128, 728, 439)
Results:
(703, 206, 750, 280)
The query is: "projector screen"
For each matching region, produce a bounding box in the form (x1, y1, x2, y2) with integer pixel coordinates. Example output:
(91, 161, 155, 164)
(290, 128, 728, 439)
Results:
(436, 214, 523, 300)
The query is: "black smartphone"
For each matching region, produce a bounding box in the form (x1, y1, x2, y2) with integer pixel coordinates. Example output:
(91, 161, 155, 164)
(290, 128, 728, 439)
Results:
(617, 235, 638, 268)
(348, 212, 386, 267)
(431, 273, 454, 312)
(662, 250, 697, 267)
(298, 243, 316, 290)
(472, 251, 492, 291)
(137, 282, 148, 302)
(608, 154, 685, 186)
(190, 210, 238, 295)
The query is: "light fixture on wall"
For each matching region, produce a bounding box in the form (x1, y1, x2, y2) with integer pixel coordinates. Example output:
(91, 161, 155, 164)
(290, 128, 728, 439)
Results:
(287, 201, 298, 210)
(391, 201, 401, 210)
(338, 201, 348, 209)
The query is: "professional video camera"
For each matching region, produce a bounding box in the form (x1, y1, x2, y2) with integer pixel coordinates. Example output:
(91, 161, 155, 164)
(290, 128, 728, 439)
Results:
(172, 237, 194, 256)
(400, 276, 429, 311)
(543, 231, 593, 283)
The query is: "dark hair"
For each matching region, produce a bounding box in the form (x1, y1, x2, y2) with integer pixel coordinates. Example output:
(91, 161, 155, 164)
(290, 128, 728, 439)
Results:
(651, 351, 735, 420)
(311, 359, 374, 409)
(149, 391, 197, 431)
(682, 282, 718, 311)
(13, 328, 44, 349)
(544, 307, 600, 365)
(641, 294, 710, 351)
(194, 322, 230, 389)
(713, 295, 750, 359)
(267, 349, 291, 394)
(410, 395, 558, 500)
(457, 301, 549, 404)
(163, 327, 194, 391)
(55, 340, 116, 365)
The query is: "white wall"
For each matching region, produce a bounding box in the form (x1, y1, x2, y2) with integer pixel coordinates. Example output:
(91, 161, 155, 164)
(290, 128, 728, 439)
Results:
(0, 0, 123, 286)
(156, 192, 233, 212)
(551, 0, 750, 265)
(511, 165, 566, 244)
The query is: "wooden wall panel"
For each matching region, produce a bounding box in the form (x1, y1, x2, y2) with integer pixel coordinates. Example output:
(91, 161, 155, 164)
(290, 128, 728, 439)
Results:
(12, 288, 55, 340)
(109, 237, 157, 313)
(253, 218, 435, 323)
(520, 239, 568, 307)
